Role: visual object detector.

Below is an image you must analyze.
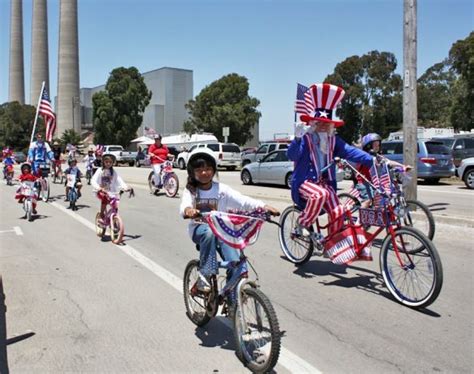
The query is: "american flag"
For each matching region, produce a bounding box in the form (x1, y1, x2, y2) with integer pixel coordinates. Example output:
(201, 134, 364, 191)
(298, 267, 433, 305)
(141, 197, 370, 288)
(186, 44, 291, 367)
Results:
(369, 162, 380, 188)
(294, 83, 314, 117)
(39, 88, 56, 142)
(206, 210, 266, 250)
(95, 144, 105, 155)
(379, 165, 392, 195)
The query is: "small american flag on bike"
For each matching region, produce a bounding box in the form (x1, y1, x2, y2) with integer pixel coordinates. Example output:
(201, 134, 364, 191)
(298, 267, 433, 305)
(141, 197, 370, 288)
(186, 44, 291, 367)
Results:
(295, 83, 313, 116)
(206, 209, 267, 250)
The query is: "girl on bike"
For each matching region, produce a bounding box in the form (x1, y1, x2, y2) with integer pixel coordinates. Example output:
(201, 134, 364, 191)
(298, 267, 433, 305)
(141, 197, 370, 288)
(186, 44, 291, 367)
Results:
(180, 149, 279, 292)
(91, 154, 130, 222)
(64, 158, 83, 202)
(15, 163, 38, 215)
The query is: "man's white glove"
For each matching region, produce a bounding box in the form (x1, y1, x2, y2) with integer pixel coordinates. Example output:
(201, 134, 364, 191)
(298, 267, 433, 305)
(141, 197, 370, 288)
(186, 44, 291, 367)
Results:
(295, 122, 312, 138)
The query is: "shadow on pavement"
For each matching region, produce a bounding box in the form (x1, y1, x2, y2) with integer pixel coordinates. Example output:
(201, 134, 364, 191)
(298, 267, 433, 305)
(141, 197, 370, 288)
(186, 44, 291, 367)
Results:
(427, 202, 449, 212)
(194, 317, 235, 351)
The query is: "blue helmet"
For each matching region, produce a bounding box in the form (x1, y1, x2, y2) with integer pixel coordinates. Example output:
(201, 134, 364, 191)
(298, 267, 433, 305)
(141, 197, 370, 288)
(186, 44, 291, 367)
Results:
(362, 133, 382, 151)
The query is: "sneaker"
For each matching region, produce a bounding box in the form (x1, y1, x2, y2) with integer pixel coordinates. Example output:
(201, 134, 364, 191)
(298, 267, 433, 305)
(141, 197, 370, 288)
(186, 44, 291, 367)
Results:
(32, 208, 38, 215)
(196, 275, 211, 293)
(65, 197, 69, 202)
(294, 224, 311, 237)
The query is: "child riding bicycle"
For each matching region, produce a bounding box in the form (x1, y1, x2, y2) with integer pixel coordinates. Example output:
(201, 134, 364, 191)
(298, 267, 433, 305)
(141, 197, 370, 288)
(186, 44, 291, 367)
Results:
(15, 163, 38, 215)
(289, 83, 374, 237)
(180, 149, 279, 293)
(64, 158, 83, 202)
(91, 154, 131, 222)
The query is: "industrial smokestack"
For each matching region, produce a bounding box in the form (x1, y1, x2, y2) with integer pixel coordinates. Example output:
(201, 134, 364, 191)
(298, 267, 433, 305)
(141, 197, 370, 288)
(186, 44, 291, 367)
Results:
(30, 0, 50, 104)
(57, 0, 80, 135)
(9, 0, 25, 104)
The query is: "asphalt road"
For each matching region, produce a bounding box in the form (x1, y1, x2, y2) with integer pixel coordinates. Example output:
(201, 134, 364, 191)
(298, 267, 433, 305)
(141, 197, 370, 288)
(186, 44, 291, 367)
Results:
(1, 164, 473, 373)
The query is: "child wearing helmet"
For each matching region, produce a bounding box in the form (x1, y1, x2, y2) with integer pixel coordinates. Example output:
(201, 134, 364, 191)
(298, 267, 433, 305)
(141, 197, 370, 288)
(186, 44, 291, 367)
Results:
(91, 154, 130, 221)
(64, 158, 83, 202)
(15, 163, 38, 215)
(180, 149, 279, 292)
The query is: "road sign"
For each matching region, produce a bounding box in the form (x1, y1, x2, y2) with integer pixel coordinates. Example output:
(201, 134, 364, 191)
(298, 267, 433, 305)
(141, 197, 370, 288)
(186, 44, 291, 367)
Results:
(222, 127, 229, 136)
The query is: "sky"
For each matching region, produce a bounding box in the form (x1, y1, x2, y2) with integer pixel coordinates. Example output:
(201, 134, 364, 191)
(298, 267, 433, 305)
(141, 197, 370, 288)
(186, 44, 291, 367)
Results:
(0, 0, 472, 141)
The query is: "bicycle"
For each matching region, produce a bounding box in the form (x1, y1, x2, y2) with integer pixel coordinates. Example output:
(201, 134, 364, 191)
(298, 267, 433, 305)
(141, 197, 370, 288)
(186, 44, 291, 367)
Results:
(19, 181, 37, 222)
(85, 162, 94, 185)
(52, 159, 65, 184)
(183, 210, 281, 373)
(148, 157, 179, 197)
(94, 188, 135, 244)
(278, 160, 443, 309)
(4, 165, 14, 186)
(337, 157, 435, 240)
(34, 162, 51, 202)
(66, 174, 79, 211)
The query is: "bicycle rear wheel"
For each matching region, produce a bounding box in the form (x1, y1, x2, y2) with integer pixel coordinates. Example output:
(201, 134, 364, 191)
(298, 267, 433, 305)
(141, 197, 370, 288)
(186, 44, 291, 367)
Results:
(25, 200, 33, 222)
(95, 212, 105, 237)
(380, 227, 443, 309)
(147, 171, 155, 194)
(278, 205, 313, 264)
(234, 287, 281, 373)
(110, 213, 124, 244)
(403, 199, 435, 240)
(164, 173, 179, 198)
(183, 260, 212, 327)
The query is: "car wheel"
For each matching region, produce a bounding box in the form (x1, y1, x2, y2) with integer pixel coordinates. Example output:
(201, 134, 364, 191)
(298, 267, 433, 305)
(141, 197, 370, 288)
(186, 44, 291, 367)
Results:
(129, 161, 134, 167)
(241, 170, 253, 185)
(178, 159, 186, 170)
(463, 168, 474, 189)
(285, 173, 293, 189)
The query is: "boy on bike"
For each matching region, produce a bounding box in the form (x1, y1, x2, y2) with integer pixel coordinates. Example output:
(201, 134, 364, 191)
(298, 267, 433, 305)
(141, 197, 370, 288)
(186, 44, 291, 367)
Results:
(180, 149, 279, 292)
(148, 134, 169, 190)
(51, 141, 63, 177)
(15, 163, 38, 215)
(83, 149, 96, 182)
(28, 133, 54, 177)
(3, 153, 15, 180)
(289, 83, 373, 236)
(64, 159, 83, 202)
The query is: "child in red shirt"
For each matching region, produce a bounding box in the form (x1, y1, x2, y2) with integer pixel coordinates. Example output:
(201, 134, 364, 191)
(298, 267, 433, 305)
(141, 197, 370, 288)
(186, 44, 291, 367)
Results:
(15, 163, 38, 214)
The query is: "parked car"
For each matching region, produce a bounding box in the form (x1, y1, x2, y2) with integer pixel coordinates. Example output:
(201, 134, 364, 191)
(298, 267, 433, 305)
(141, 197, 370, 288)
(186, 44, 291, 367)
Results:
(102, 145, 137, 166)
(177, 142, 241, 170)
(433, 136, 474, 167)
(13, 151, 27, 164)
(241, 142, 290, 167)
(382, 140, 455, 184)
(456, 157, 474, 189)
(240, 149, 344, 189)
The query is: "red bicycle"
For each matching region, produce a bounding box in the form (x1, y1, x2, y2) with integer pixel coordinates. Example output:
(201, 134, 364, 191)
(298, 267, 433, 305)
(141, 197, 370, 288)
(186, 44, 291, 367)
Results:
(278, 161, 443, 309)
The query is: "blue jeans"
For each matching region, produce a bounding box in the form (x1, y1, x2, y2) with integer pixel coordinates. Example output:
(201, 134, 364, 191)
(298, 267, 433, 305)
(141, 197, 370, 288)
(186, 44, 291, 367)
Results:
(192, 224, 240, 279)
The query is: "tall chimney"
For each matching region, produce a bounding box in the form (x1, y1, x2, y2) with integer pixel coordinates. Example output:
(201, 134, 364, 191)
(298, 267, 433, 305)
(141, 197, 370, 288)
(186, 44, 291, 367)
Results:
(30, 0, 50, 104)
(9, 0, 25, 104)
(57, 0, 80, 135)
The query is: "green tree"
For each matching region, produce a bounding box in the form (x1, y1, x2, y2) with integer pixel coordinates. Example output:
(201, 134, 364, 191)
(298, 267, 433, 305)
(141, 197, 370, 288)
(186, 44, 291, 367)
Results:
(60, 129, 82, 147)
(93, 66, 152, 146)
(449, 32, 474, 131)
(183, 73, 261, 145)
(417, 60, 456, 127)
(0, 101, 44, 152)
(325, 51, 402, 143)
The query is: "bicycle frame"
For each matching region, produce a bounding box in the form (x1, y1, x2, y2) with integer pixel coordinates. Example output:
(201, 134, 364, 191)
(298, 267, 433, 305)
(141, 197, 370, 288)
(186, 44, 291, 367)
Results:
(102, 194, 120, 227)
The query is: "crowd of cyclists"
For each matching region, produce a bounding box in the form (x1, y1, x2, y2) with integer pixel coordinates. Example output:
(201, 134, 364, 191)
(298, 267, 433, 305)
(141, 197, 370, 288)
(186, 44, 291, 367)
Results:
(2, 82, 440, 372)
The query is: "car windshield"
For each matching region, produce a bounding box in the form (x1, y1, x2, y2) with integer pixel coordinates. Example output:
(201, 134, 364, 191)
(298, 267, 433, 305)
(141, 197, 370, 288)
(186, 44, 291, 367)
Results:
(425, 141, 451, 155)
(222, 145, 240, 153)
(434, 138, 455, 148)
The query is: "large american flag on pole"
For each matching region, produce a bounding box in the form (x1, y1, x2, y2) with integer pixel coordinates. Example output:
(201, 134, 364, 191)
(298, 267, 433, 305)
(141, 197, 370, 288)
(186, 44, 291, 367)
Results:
(39, 88, 56, 142)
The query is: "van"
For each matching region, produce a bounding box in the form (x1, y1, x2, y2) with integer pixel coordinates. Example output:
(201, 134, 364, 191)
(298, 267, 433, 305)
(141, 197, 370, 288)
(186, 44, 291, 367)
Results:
(177, 142, 241, 170)
(382, 140, 455, 184)
(433, 137, 474, 167)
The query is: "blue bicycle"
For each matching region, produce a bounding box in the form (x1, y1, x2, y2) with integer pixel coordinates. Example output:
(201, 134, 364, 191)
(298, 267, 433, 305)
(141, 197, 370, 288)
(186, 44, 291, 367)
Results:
(66, 174, 79, 211)
(183, 210, 281, 373)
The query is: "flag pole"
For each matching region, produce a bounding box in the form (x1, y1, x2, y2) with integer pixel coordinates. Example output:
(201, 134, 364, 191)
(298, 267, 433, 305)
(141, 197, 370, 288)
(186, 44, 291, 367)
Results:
(30, 81, 45, 145)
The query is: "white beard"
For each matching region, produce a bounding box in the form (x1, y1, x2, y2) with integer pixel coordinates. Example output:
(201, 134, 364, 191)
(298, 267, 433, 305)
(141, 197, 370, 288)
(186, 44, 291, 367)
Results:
(318, 132, 329, 154)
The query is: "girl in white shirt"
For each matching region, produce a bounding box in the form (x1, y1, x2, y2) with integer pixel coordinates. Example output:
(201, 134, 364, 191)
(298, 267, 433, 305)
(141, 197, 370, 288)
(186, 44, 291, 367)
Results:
(180, 149, 279, 292)
(91, 154, 130, 220)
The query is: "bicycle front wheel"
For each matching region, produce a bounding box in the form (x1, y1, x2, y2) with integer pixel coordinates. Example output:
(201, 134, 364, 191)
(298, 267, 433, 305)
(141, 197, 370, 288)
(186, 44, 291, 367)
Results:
(234, 287, 281, 373)
(164, 173, 179, 198)
(403, 199, 435, 240)
(183, 260, 212, 327)
(110, 214, 124, 244)
(95, 212, 105, 237)
(40, 179, 49, 202)
(380, 227, 443, 309)
(278, 205, 313, 264)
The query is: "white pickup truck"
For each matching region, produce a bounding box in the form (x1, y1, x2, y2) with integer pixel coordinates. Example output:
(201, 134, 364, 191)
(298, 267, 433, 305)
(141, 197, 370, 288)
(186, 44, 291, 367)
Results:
(103, 145, 137, 166)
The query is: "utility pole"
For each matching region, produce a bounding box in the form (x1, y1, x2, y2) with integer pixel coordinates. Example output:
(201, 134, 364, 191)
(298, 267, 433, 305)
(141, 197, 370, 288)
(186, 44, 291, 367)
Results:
(403, 0, 418, 200)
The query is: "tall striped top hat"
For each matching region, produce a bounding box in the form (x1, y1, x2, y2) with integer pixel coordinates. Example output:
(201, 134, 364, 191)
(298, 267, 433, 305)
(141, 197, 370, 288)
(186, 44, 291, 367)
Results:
(300, 83, 346, 127)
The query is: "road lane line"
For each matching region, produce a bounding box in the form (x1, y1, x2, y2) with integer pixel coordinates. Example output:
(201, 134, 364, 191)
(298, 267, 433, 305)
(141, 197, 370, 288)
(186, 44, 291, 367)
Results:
(49, 201, 323, 373)
(13, 226, 23, 236)
(418, 187, 473, 196)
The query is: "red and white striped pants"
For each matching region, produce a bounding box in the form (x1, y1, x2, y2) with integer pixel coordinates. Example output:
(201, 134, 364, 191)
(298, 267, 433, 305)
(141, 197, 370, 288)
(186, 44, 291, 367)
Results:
(298, 180, 344, 234)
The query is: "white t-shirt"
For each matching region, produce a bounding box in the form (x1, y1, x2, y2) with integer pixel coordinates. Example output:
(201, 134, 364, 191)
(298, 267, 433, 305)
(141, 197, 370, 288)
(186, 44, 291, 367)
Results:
(179, 181, 265, 238)
(91, 168, 128, 193)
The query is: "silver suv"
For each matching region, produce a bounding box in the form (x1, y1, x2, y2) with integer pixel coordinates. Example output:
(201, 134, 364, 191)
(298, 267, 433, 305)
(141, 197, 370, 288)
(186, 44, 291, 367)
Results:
(241, 142, 290, 167)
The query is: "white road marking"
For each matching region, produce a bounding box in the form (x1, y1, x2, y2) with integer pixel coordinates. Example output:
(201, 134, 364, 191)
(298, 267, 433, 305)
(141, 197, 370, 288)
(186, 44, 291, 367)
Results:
(49, 201, 322, 373)
(0, 227, 23, 236)
(418, 187, 473, 196)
